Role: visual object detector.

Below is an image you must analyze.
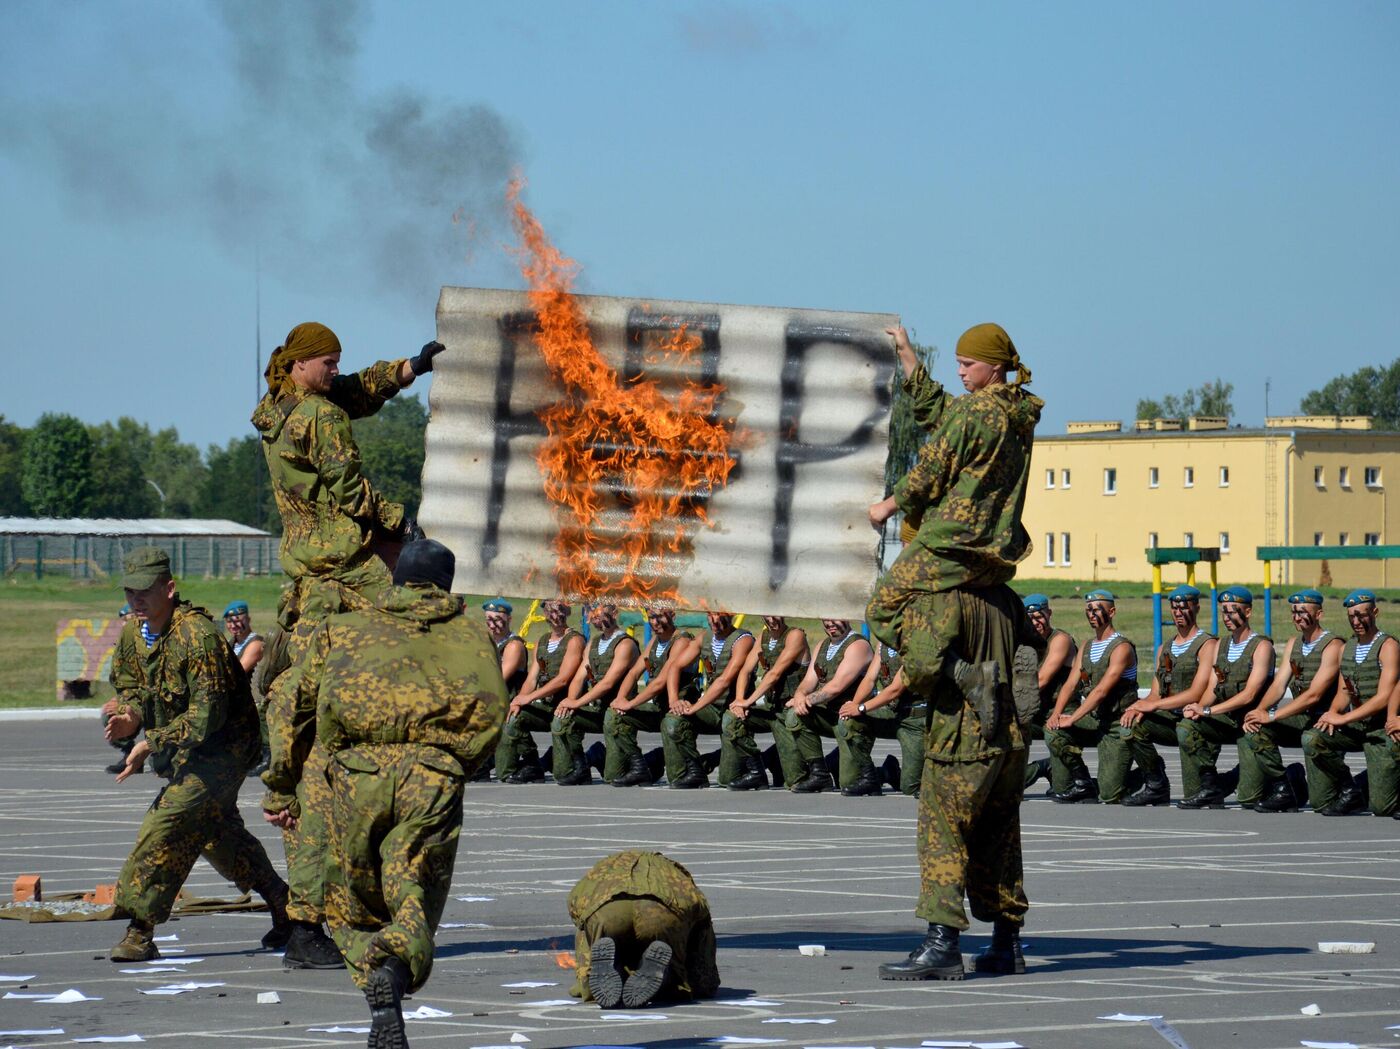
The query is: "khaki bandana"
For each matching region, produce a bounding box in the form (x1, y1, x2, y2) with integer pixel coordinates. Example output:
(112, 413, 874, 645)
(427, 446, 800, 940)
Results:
(955, 322, 1031, 386)
(264, 322, 342, 396)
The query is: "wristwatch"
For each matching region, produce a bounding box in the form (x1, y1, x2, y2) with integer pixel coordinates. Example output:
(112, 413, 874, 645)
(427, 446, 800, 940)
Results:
(1268, 709, 1277, 721)
(857, 702, 867, 715)
(1202, 705, 1213, 716)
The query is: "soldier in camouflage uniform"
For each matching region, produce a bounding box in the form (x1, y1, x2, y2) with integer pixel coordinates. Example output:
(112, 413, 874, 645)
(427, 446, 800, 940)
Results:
(269, 540, 506, 1047)
(497, 599, 585, 783)
(1245, 589, 1343, 812)
(567, 850, 720, 1009)
(837, 639, 927, 796)
(1019, 594, 1077, 793)
(725, 616, 810, 790)
(552, 604, 639, 785)
(1177, 586, 1275, 809)
(1117, 585, 1218, 806)
(785, 619, 875, 794)
(662, 613, 753, 789)
(1302, 589, 1400, 816)
(254, 322, 443, 969)
(102, 548, 288, 962)
(607, 606, 703, 787)
(101, 604, 144, 773)
(868, 323, 1041, 982)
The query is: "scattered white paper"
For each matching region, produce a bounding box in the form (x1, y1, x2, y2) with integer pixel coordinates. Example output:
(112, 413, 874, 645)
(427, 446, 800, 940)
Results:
(922, 1042, 972, 1048)
(73, 1038, 143, 1045)
(797, 944, 826, 957)
(764, 1018, 835, 1025)
(0, 976, 36, 983)
(119, 967, 183, 975)
(1300, 1003, 1322, 1016)
(36, 989, 100, 1004)
(152, 935, 179, 943)
(144, 958, 204, 965)
(257, 991, 280, 1005)
(3, 992, 50, 999)
(440, 921, 493, 929)
(1317, 941, 1375, 954)
(528, 999, 577, 1006)
(509, 1035, 530, 1044)
(455, 895, 495, 902)
(140, 982, 224, 996)
(1300, 1042, 1359, 1049)
(736, 998, 783, 1006)
(403, 1005, 452, 1019)
(308, 1026, 372, 1034)
(707, 1040, 785, 1046)
(0, 1033, 64, 1039)
(139, 989, 188, 996)
(602, 1013, 667, 1021)
(1098, 1014, 1163, 1022)
(502, 981, 557, 988)
(973, 1044, 1025, 1049)
(156, 948, 185, 954)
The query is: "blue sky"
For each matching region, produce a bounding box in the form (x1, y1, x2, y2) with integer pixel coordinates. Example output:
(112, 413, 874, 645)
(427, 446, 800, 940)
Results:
(2, 0, 1397, 449)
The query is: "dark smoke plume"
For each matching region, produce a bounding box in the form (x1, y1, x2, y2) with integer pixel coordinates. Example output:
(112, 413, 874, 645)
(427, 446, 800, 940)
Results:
(0, 0, 520, 301)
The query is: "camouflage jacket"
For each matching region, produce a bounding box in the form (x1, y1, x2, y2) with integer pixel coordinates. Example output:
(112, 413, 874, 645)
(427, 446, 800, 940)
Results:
(263, 583, 507, 810)
(110, 601, 260, 777)
(568, 849, 713, 936)
(251, 359, 407, 593)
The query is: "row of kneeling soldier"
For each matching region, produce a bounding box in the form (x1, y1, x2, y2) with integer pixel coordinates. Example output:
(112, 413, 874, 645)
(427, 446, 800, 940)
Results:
(1021, 585, 1400, 817)
(485, 599, 928, 797)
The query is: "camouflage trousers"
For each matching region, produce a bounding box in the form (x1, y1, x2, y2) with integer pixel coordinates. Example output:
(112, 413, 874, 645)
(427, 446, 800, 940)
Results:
(1046, 708, 1143, 802)
(325, 742, 464, 994)
(1238, 712, 1313, 801)
(1022, 699, 1071, 793)
(496, 702, 552, 779)
(663, 706, 741, 785)
(570, 898, 720, 1003)
(916, 750, 1028, 929)
(1303, 721, 1399, 815)
(605, 703, 682, 783)
(837, 703, 928, 796)
(552, 704, 609, 781)
(115, 752, 281, 926)
(722, 703, 804, 788)
(1177, 712, 1267, 804)
(1124, 709, 1178, 787)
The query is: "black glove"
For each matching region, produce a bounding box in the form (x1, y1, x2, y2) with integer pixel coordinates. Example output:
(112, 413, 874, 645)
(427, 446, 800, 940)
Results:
(402, 518, 425, 544)
(410, 340, 445, 376)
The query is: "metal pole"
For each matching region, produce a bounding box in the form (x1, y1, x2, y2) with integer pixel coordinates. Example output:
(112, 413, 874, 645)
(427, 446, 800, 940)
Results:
(1210, 562, 1219, 635)
(1152, 564, 1164, 653)
(1263, 559, 1273, 638)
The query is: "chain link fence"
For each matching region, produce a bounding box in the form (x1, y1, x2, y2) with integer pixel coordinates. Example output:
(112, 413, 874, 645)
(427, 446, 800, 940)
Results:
(2, 533, 282, 580)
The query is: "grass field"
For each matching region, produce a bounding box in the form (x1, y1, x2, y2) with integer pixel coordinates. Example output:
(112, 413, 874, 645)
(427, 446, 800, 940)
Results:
(4, 573, 1397, 709)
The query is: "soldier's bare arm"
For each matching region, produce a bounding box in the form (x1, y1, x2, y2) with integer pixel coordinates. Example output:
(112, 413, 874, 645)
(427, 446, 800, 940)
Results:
(1275, 637, 1342, 721)
(611, 638, 654, 711)
(1038, 632, 1072, 690)
(1122, 641, 1166, 727)
(499, 637, 526, 689)
(1045, 662, 1081, 730)
(789, 660, 824, 716)
(1244, 637, 1295, 731)
(731, 640, 764, 707)
(1213, 640, 1276, 716)
(562, 637, 639, 714)
(1065, 644, 1133, 724)
(1320, 636, 1399, 729)
(665, 635, 704, 714)
(529, 634, 587, 707)
(690, 633, 755, 714)
(840, 653, 883, 719)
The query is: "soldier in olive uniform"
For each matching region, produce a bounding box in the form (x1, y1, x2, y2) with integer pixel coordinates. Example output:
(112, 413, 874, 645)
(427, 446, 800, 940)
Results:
(1303, 589, 1400, 816)
(254, 323, 443, 969)
(1177, 586, 1275, 809)
(868, 323, 1041, 983)
(498, 600, 585, 783)
(1386, 689, 1400, 821)
(568, 850, 720, 1009)
(1019, 594, 1076, 793)
(1044, 591, 1139, 804)
(607, 606, 703, 787)
(837, 640, 927, 796)
(724, 615, 810, 790)
(662, 613, 753, 789)
(1245, 589, 1344, 812)
(268, 540, 506, 1048)
(552, 604, 639, 785)
(784, 619, 875, 794)
(1118, 585, 1219, 806)
(103, 548, 288, 962)
(483, 598, 528, 701)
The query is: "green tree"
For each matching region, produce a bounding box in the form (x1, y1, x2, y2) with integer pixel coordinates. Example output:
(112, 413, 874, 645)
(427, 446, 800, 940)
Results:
(200, 435, 278, 531)
(88, 418, 159, 517)
(354, 394, 429, 520)
(149, 427, 209, 518)
(1136, 379, 1235, 420)
(0, 415, 27, 515)
(1300, 361, 1400, 428)
(21, 413, 94, 516)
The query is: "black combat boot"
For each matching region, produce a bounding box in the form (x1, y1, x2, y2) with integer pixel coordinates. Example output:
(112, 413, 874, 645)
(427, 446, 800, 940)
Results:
(670, 758, 709, 789)
(505, 760, 545, 784)
(727, 755, 768, 791)
(587, 936, 624, 1008)
(1051, 777, 1099, 804)
(1122, 775, 1171, 807)
(1254, 776, 1299, 813)
(622, 940, 673, 1007)
(1318, 784, 1366, 816)
(882, 753, 902, 792)
(841, 765, 884, 797)
(283, 921, 344, 970)
(258, 877, 292, 949)
(791, 758, 835, 794)
(878, 924, 964, 981)
(1217, 764, 1241, 798)
(973, 919, 1026, 975)
(612, 753, 654, 787)
(702, 749, 722, 775)
(1177, 769, 1227, 809)
(585, 741, 607, 777)
(555, 756, 593, 786)
(1023, 756, 1051, 789)
(364, 954, 411, 1049)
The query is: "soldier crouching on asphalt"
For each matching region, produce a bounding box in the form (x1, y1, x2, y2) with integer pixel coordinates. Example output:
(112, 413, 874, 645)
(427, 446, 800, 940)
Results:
(568, 849, 720, 1009)
(265, 539, 507, 1049)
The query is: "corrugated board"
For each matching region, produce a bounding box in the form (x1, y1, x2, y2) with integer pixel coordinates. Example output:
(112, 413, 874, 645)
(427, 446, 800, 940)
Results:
(420, 286, 897, 619)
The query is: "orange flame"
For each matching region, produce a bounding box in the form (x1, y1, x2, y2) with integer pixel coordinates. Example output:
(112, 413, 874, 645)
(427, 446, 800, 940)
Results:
(554, 950, 577, 970)
(507, 177, 738, 602)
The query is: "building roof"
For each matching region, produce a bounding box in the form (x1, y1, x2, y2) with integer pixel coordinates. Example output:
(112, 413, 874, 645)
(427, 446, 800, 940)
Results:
(1039, 425, 1400, 443)
(0, 517, 271, 537)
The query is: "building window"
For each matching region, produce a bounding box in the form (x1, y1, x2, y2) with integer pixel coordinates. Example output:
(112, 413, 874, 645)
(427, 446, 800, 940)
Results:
(1340, 466, 1351, 488)
(1339, 532, 1350, 546)
(1060, 532, 1071, 566)
(1044, 533, 1056, 566)
(1061, 469, 1071, 488)
(1365, 466, 1382, 488)
(1365, 532, 1380, 546)
(1104, 468, 1117, 495)
(1219, 466, 1230, 487)
(1184, 466, 1195, 488)
(1148, 467, 1159, 488)
(1045, 469, 1055, 489)
(1148, 531, 1158, 549)
(1219, 531, 1230, 553)
(1314, 532, 1324, 546)
(1183, 531, 1194, 547)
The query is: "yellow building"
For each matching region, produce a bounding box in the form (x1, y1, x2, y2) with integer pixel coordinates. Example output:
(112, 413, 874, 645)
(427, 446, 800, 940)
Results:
(1023, 415, 1400, 588)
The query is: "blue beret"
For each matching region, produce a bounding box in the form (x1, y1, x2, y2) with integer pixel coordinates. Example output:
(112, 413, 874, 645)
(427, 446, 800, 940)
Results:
(1022, 593, 1051, 611)
(481, 597, 513, 614)
(1167, 585, 1201, 602)
(119, 603, 132, 617)
(1288, 588, 1325, 606)
(1085, 589, 1115, 604)
(1343, 589, 1377, 608)
(1218, 586, 1253, 605)
(222, 600, 249, 617)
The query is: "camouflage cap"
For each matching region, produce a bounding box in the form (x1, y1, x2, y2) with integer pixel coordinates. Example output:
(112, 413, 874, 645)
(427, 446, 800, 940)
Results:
(121, 546, 171, 590)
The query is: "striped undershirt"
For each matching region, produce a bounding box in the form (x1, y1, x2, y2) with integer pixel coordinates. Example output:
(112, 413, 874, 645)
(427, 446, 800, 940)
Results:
(1089, 633, 1137, 680)
(1226, 632, 1256, 662)
(1353, 634, 1384, 663)
(1169, 630, 1200, 658)
(1300, 631, 1329, 657)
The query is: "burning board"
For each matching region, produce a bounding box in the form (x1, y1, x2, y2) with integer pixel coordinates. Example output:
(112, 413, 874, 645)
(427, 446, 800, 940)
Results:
(420, 287, 897, 619)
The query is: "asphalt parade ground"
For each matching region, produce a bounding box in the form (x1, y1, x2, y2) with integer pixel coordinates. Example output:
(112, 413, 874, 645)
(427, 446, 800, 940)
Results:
(1, 719, 1397, 1049)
